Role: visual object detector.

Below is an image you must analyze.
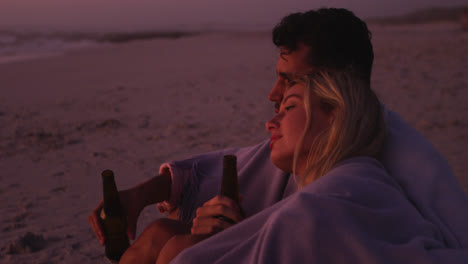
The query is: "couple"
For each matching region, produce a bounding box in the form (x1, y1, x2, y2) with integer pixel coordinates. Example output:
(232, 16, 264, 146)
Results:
(89, 8, 468, 263)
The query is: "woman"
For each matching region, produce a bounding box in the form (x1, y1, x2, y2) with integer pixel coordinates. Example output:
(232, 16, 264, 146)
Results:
(156, 69, 385, 263)
(266, 70, 385, 187)
(168, 70, 454, 263)
(146, 69, 386, 264)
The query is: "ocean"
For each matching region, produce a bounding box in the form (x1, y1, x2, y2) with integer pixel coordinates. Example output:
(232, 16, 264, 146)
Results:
(0, 30, 193, 64)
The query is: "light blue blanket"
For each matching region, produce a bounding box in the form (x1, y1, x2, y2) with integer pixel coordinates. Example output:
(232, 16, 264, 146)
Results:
(162, 107, 468, 262)
(173, 157, 468, 263)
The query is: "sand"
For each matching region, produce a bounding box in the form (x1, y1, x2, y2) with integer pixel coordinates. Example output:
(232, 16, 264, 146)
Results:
(0, 22, 466, 263)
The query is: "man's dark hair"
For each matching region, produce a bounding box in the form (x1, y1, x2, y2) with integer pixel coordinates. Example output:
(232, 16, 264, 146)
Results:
(273, 8, 374, 83)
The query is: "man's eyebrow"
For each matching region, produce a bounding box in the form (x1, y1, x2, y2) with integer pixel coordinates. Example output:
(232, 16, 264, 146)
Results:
(278, 71, 294, 79)
(279, 49, 290, 61)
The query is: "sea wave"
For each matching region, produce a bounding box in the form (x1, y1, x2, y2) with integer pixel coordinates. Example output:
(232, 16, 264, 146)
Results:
(0, 30, 196, 64)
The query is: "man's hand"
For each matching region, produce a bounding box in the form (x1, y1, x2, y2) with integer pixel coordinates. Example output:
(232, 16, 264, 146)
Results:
(88, 172, 172, 245)
(88, 189, 142, 245)
(191, 195, 244, 235)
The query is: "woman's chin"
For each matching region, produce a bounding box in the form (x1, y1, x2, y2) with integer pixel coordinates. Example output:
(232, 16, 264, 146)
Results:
(270, 153, 293, 173)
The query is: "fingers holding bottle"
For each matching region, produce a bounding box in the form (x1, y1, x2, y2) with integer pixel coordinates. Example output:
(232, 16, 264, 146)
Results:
(190, 195, 244, 235)
(88, 199, 106, 245)
(88, 188, 142, 245)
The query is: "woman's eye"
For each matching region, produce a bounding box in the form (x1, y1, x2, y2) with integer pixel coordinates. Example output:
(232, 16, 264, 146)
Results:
(285, 105, 295, 111)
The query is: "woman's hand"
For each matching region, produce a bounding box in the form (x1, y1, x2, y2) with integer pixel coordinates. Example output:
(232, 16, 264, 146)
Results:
(88, 188, 143, 245)
(191, 195, 244, 235)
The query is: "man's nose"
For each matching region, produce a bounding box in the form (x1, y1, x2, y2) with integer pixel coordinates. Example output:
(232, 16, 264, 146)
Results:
(268, 81, 284, 104)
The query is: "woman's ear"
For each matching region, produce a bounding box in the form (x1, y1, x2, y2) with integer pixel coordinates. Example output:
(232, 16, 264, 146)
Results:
(327, 109, 336, 126)
(320, 101, 335, 126)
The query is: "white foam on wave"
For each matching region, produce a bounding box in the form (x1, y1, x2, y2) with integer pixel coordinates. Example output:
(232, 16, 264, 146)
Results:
(0, 32, 101, 64)
(0, 29, 194, 64)
(0, 52, 64, 64)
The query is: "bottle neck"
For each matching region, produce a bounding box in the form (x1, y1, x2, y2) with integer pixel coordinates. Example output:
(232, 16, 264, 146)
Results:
(102, 171, 123, 217)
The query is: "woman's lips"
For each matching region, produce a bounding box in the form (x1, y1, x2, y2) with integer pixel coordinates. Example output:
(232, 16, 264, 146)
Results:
(270, 135, 281, 149)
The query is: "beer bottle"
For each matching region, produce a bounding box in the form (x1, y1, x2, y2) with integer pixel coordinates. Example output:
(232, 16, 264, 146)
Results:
(217, 155, 244, 223)
(100, 170, 129, 262)
(221, 155, 240, 204)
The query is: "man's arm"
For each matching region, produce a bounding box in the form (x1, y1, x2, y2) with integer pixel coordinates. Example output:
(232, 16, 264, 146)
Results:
(137, 169, 172, 206)
(89, 139, 288, 244)
(88, 171, 172, 244)
(166, 140, 290, 225)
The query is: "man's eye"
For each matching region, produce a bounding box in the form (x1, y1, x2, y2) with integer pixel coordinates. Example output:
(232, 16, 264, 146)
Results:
(274, 103, 280, 113)
(285, 79, 296, 87)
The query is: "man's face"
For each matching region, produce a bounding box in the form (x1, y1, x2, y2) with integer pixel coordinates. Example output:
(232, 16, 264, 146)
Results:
(269, 43, 313, 113)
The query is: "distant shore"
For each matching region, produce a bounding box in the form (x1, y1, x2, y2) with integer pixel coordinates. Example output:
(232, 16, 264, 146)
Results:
(366, 5, 468, 25)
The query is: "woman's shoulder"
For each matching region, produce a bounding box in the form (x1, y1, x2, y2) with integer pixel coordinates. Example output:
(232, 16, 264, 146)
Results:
(302, 156, 404, 202)
(332, 156, 385, 172)
(324, 156, 390, 183)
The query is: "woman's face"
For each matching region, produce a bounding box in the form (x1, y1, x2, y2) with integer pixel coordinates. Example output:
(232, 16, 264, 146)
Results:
(266, 82, 332, 175)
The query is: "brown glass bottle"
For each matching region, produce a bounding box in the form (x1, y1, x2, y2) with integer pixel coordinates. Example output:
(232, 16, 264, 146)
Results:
(100, 170, 129, 261)
(221, 155, 240, 204)
(218, 155, 244, 222)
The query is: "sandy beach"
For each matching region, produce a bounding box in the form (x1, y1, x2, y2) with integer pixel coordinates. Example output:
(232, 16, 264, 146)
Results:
(0, 22, 467, 263)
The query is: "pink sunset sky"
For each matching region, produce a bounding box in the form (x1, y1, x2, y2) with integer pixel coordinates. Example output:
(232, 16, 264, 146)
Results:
(0, 0, 466, 31)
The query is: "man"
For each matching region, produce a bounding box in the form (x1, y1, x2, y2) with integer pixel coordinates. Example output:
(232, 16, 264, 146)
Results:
(89, 8, 468, 263)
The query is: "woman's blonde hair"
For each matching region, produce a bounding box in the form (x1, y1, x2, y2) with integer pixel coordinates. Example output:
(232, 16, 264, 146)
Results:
(292, 70, 386, 187)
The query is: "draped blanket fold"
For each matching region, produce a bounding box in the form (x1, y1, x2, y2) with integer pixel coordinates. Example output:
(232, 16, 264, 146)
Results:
(162, 106, 468, 263)
(172, 158, 467, 263)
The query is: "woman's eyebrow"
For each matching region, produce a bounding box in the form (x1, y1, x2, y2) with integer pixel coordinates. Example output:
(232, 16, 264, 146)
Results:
(281, 94, 302, 104)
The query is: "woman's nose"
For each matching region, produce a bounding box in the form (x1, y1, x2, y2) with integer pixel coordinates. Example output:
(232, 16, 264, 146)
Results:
(265, 114, 281, 132)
